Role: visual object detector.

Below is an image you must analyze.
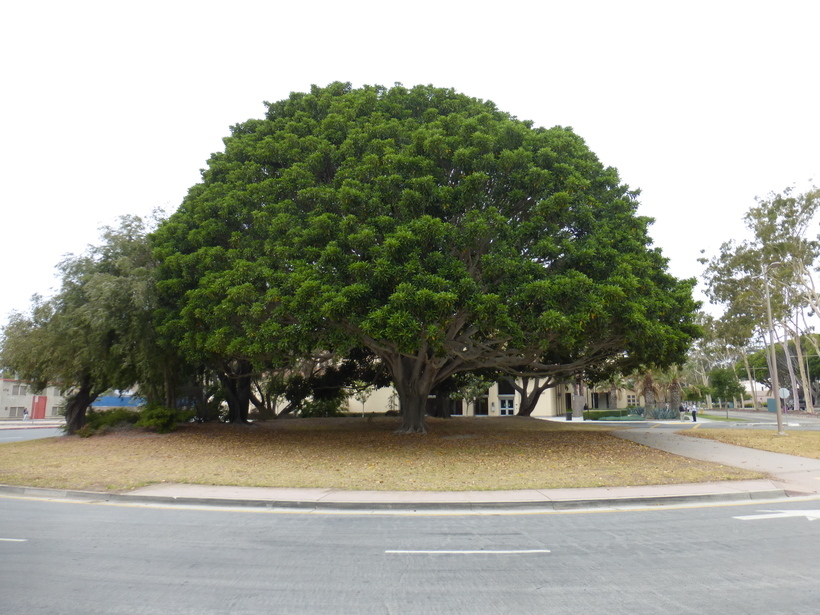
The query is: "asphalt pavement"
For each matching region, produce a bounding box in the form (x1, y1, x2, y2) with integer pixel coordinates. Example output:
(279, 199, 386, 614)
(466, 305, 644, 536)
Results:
(4, 412, 820, 511)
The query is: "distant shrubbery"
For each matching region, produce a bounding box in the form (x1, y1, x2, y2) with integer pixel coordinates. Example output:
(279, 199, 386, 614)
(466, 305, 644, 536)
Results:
(135, 403, 193, 433)
(75, 408, 140, 437)
(582, 406, 681, 421)
(582, 409, 631, 420)
(74, 404, 193, 437)
(298, 398, 346, 418)
(645, 406, 679, 420)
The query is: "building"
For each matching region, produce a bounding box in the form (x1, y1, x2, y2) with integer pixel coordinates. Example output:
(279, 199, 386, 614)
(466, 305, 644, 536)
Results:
(1, 378, 67, 420)
(345, 379, 631, 418)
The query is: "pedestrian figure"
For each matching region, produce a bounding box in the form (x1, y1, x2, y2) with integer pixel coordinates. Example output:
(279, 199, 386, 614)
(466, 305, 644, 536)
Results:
(22, 408, 28, 421)
(679, 404, 685, 421)
(691, 405, 697, 422)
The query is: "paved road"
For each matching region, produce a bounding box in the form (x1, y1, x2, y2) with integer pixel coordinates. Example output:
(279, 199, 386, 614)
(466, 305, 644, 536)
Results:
(0, 427, 63, 443)
(2, 495, 820, 614)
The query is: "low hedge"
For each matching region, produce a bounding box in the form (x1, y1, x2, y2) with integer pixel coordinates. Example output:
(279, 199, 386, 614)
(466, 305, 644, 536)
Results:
(582, 409, 630, 420)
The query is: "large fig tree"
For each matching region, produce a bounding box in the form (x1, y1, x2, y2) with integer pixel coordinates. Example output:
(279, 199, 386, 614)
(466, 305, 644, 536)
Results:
(153, 82, 699, 433)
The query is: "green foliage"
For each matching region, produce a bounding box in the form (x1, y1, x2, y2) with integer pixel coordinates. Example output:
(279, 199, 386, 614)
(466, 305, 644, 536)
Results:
(87, 408, 140, 429)
(595, 415, 640, 421)
(298, 397, 346, 418)
(135, 404, 190, 433)
(151, 82, 700, 433)
(645, 405, 679, 420)
(68, 407, 140, 437)
(709, 367, 745, 402)
(582, 409, 629, 420)
(0, 215, 192, 434)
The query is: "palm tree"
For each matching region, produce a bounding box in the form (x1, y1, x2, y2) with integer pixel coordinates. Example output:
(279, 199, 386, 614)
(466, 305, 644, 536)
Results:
(657, 366, 684, 414)
(603, 372, 628, 410)
(635, 370, 661, 419)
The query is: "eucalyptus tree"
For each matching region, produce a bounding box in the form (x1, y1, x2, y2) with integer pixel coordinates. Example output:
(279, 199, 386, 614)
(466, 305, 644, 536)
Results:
(703, 186, 820, 412)
(153, 82, 700, 433)
(0, 216, 172, 434)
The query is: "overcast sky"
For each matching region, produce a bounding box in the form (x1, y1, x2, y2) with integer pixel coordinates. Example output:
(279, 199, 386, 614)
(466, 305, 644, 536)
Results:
(2, 0, 818, 327)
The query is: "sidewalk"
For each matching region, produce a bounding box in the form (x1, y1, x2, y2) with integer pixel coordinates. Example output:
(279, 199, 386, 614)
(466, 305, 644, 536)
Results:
(0, 419, 65, 430)
(2, 418, 819, 512)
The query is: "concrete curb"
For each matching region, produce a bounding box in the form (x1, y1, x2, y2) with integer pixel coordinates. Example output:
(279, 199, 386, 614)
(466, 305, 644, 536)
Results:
(0, 422, 65, 430)
(0, 483, 789, 513)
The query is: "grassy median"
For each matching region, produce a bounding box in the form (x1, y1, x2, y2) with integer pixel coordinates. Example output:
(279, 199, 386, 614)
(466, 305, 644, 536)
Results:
(0, 417, 763, 492)
(684, 428, 820, 459)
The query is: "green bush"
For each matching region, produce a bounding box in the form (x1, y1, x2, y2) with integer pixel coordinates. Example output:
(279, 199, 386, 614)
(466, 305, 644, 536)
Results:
(298, 398, 346, 418)
(135, 404, 188, 433)
(76, 424, 97, 438)
(582, 409, 630, 420)
(645, 406, 679, 420)
(72, 408, 140, 436)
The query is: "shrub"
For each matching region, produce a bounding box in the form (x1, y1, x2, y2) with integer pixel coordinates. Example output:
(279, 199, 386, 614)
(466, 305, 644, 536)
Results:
(582, 409, 630, 420)
(645, 406, 679, 420)
(76, 424, 96, 438)
(70, 408, 140, 436)
(299, 398, 346, 418)
(136, 404, 187, 433)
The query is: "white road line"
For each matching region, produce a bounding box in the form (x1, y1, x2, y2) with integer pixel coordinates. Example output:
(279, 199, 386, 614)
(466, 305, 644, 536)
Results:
(734, 509, 820, 521)
(385, 549, 550, 554)
(0, 538, 27, 542)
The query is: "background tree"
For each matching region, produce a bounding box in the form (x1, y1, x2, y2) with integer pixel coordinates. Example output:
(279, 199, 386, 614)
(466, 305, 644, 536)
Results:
(0, 217, 169, 434)
(635, 370, 661, 418)
(702, 186, 820, 413)
(709, 367, 746, 409)
(152, 82, 700, 433)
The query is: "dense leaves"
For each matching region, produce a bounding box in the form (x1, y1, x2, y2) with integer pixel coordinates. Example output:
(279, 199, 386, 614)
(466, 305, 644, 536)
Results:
(153, 83, 699, 432)
(0, 217, 168, 433)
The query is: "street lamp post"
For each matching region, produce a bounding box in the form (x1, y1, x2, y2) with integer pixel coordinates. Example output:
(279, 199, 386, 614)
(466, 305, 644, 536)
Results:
(763, 261, 786, 435)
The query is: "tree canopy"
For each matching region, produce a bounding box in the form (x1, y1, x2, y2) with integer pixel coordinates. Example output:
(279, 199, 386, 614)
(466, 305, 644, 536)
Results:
(152, 82, 699, 432)
(0, 216, 168, 433)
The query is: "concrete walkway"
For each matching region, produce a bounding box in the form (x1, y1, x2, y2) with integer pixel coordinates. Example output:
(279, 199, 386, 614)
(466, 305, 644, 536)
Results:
(3, 417, 820, 512)
(613, 427, 820, 497)
(0, 419, 65, 430)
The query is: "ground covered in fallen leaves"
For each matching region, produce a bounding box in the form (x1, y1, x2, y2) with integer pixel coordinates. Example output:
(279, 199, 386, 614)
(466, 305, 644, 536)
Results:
(685, 427, 820, 459)
(0, 417, 762, 492)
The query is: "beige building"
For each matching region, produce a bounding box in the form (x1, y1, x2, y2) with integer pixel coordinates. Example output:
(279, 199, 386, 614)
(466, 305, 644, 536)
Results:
(1, 378, 66, 420)
(346, 379, 629, 417)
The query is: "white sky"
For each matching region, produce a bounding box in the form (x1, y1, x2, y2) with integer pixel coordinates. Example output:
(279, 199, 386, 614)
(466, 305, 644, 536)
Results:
(2, 0, 818, 327)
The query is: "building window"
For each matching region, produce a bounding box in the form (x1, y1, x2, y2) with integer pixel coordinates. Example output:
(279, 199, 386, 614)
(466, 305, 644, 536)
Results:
(8, 406, 26, 418)
(12, 385, 27, 396)
(627, 394, 637, 406)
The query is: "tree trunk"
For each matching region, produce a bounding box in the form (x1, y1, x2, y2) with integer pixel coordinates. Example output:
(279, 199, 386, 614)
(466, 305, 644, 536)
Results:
(433, 394, 451, 418)
(609, 386, 619, 410)
(220, 360, 252, 423)
(164, 365, 177, 409)
(742, 353, 759, 410)
(669, 381, 681, 415)
(517, 394, 538, 417)
(394, 381, 431, 433)
(513, 377, 554, 417)
(250, 380, 276, 420)
(644, 390, 656, 418)
(64, 378, 97, 435)
(792, 326, 812, 412)
(780, 337, 799, 411)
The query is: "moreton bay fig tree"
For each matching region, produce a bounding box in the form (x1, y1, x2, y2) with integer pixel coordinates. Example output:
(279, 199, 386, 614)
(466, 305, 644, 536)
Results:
(153, 82, 699, 433)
